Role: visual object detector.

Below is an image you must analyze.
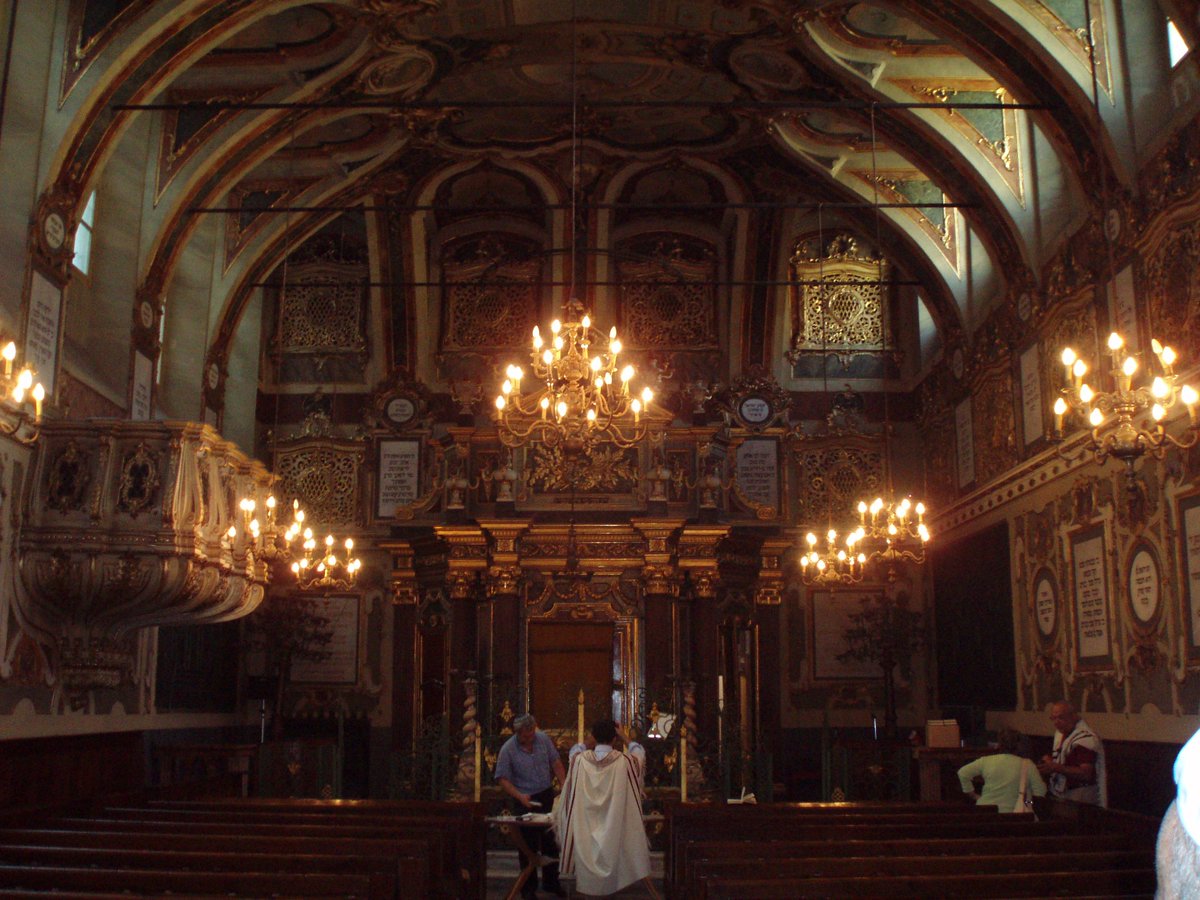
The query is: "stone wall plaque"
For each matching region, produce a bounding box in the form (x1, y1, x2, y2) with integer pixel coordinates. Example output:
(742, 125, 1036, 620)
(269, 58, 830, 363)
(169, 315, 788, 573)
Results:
(26, 271, 61, 394)
(1180, 496, 1200, 653)
(955, 397, 974, 488)
(1071, 526, 1112, 666)
(1020, 343, 1043, 446)
(377, 439, 420, 519)
(735, 437, 778, 515)
(131, 352, 154, 421)
(1108, 264, 1139, 352)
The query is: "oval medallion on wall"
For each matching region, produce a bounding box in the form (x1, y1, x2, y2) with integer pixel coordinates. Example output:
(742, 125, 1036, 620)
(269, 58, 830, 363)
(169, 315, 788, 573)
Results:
(1033, 568, 1058, 639)
(1127, 545, 1160, 625)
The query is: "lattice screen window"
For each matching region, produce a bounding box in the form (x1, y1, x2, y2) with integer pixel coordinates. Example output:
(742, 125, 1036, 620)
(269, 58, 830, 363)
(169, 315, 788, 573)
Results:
(616, 235, 718, 350)
(275, 444, 362, 527)
(789, 235, 888, 357)
(794, 444, 883, 524)
(440, 236, 540, 352)
(278, 266, 366, 357)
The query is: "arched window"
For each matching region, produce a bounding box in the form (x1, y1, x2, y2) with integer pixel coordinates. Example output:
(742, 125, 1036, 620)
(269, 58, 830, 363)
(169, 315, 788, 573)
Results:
(1168, 18, 1192, 67)
(72, 191, 96, 275)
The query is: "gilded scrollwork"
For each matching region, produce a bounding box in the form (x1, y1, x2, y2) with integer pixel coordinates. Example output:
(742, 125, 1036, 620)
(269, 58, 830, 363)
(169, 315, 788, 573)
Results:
(970, 366, 1017, 486)
(792, 443, 883, 525)
(46, 441, 91, 515)
(116, 442, 161, 518)
(525, 443, 639, 494)
(616, 236, 718, 350)
(275, 444, 363, 526)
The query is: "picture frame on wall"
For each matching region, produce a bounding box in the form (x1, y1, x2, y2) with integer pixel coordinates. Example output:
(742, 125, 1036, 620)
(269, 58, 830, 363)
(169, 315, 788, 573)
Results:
(289, 595, 360, 684)
(810, 590, 881, 680)
(1068, 524, 1113, 670)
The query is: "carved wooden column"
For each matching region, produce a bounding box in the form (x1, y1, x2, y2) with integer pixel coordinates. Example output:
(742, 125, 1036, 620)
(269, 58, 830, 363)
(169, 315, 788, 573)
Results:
(435, 525, 488, 739)
(383, 539, 419, 750)
(479, 520, 530, 719)
(678, 524, 730, 753)
(632, 519, 685, 711)
(754, 534, 792, 771)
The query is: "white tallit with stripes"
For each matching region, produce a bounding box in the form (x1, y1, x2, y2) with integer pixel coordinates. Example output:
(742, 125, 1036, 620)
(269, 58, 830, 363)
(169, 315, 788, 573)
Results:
(553, 748, 650, 896)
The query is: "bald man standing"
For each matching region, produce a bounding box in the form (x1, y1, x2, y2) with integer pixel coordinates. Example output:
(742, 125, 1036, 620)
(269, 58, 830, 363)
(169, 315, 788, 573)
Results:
(1037, 700, 1106, 807)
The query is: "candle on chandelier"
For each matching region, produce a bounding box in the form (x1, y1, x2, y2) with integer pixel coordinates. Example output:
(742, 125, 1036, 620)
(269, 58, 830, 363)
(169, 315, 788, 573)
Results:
(1183, 385, 1199, 421)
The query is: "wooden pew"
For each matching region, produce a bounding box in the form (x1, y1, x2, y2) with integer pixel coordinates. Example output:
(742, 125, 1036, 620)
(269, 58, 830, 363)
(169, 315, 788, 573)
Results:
(34, 815, 456, 896)
(689, 849, 1152, 897)
(698, 868, 1158, 898)
(0, 830, 431, 898)
(0, 844, 399, 899)
(678, 831, 1143, 888)
(668, 816, 1079, 889)
(136, 797, 487, 899)
(0, 863, 376, 896)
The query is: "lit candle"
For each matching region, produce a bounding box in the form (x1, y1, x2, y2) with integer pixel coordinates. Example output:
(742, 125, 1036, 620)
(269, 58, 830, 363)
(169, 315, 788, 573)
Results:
(577, 689, 585, 745)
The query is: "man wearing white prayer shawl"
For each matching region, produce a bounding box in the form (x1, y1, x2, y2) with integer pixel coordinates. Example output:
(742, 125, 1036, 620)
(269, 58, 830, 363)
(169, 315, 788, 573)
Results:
(554, 719, 651, 897)
(1037, 700, 1106, 807)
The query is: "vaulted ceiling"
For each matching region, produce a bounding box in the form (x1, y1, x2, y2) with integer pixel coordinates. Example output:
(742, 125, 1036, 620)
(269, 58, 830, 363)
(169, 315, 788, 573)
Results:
(43, 0, 1167, 433)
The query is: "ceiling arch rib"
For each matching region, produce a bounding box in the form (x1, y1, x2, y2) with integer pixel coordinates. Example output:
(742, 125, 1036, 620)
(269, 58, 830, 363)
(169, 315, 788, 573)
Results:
(69, 0, 1132, 420)
(876, 0, 1127, 190)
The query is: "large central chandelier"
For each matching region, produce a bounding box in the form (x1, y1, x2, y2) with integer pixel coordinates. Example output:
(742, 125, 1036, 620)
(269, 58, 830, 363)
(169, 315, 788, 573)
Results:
(1053, 333, 1198, 485)
(494, 299, 654, 451)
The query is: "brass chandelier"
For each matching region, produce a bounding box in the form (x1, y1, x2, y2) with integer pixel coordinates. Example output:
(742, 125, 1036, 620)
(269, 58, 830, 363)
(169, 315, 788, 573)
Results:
(848, 108, 932, 574)
(1053, 333, 1199, 482)
(0, 339, 46, 444)
(853, 494, 931, 569)
(491, 4, 654, 453)
(234, 493, 362, 591)
(494, 298, 654, 451)
(800, 527, 867, 585)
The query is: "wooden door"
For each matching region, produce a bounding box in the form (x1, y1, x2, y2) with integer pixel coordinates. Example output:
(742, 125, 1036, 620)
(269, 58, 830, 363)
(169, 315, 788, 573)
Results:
(528, 622, 614, 731)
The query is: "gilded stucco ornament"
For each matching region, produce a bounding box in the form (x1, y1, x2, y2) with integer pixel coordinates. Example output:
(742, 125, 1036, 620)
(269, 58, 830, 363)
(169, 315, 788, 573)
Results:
(16, 421, 278, 698)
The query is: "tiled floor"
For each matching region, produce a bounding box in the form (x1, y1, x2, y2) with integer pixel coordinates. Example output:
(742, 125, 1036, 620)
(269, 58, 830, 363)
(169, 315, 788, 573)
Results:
(486, 850, 665, 898)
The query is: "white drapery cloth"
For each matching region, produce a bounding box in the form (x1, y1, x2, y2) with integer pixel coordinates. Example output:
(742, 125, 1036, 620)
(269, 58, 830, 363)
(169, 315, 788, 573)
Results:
(553, 748, 650, 896)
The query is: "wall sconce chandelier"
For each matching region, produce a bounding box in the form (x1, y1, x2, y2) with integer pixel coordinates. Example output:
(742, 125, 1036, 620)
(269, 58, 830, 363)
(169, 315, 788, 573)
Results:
(0, 340, 46, 444)
(494, 298, 655, 452)
(1053, 333, 1198, 485)
(232, 494, 361, 591)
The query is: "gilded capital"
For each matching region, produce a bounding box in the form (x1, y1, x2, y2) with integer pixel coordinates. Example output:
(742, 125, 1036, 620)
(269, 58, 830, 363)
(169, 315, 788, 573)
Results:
(641, 563, 680, 598)
(486, 564, 521, 599)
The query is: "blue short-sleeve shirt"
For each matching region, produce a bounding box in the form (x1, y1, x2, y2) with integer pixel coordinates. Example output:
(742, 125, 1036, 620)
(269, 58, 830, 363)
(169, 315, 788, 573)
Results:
(495, 730, 558, 795)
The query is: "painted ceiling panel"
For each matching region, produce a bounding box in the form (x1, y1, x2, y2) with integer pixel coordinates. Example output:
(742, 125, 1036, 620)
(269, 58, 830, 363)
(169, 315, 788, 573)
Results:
(39, 0, 1147, 412)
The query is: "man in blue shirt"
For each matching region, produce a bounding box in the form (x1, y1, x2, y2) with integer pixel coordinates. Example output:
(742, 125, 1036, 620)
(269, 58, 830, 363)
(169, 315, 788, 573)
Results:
(496, 713, 567, 898)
